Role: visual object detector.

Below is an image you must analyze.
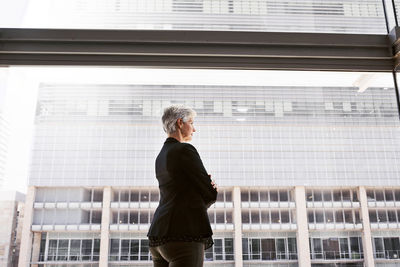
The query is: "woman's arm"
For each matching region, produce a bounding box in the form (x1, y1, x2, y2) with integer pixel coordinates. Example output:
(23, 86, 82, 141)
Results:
(179, 143, 218, 207)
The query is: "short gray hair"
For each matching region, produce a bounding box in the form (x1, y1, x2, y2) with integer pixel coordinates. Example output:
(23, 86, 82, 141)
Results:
(162, 105, 196, 134)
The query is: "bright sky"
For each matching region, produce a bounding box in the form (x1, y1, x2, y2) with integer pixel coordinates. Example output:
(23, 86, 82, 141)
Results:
(0, 67, 395, 193)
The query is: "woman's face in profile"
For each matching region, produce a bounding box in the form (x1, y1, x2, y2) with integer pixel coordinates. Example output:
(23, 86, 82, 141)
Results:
(181, 117, 196, 142)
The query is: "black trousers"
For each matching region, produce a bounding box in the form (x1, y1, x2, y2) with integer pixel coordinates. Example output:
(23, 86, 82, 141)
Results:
(149, 241, 204, 267)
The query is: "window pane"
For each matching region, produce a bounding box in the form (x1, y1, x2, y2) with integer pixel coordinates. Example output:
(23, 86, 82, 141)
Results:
(130, 211, 138, 224)
(261, 210, 270, 223)
(241, 211, 249, 224)
(214, 239, 223, 260)
(395, 190, 400, 201)
(150, 191, 159, 202)
(57, 240, 69, 261)
(308, 211, 314, 223)
(130, 240, 139, 261)
(120, 190, 129, 202)
(81, 240, 92, 261)
(344, 210, 354, 223)
(325, 210, 334, 223)
(261, 239, 276, 260)
(315, 210, 324, 223)
(119, 211, 129, 224)
(140, 191, 149, 202)
(130, 191, 139, 202)
(280, 210, 290, 223)
(225, 211, 232, 224)
(250, 191, 258, 202)
(342, 190, 351, 201)
(279, 190, 288, 202)
(241, 191, 249, 202)
(339, 238, 349, 259)
(314, 190, 322, 202)
(121, 240, 129, 261)
(260, 191, 268, 202)
(335, 210, 344, 223)
(377, 210, 387, 222)
(270, 191, 278, 202)
(323, 238, 340, 259)
(323, 190, 332, 201)
(140, 240, 149, 261)
(312, 239, 322, 259)
(387, 210, 397, 222)
(276, 239, 286, 259)
(217, 190, 224, 202)
(369, 210, 378, 223)
(242, 238, 249, 260)
(374, 238, 384, 258)
(251, 239, 260, 260)
(251, 210, 260, 223)
(375, 190, 384, 201)
(271, 211, 280, 223)
(385, 189, 394, 201)
(333, 190, 341, 201)
(139, 211, 149, 224)
(367, 190, 375, 201)
(225, 238, 234, 260)
(288, 238, 297, 260)
(350, 237, 361, 258)
(225, 191, 232, 202)
(216, 211, 225, 223)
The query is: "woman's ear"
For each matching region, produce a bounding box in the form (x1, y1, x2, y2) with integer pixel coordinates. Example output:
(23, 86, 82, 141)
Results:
(177, 118, 183, 129)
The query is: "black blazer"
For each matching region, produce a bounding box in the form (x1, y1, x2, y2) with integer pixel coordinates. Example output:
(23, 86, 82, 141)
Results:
(147, 137, 218, 239)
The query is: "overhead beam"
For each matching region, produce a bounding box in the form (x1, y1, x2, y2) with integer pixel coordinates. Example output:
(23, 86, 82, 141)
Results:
(0, 28, 394, 71)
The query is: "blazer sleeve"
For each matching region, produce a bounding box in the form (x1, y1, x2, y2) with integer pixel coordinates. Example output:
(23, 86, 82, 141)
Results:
(179, 143, 218, 208)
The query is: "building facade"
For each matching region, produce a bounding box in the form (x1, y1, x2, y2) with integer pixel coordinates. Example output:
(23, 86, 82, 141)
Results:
(10, 1, 400, 267)
(16, 80, 400, 267)
(0, 191, 25, 267)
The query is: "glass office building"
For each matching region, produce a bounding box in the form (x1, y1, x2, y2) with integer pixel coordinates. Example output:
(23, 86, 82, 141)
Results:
(3, 0, 400, 267)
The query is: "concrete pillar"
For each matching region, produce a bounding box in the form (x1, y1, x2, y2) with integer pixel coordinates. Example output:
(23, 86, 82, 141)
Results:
(30, 232, 42, 267)
(99, 186, 111, 267)
(232, 186, 242, 267)
(359, 186, 375, 267)
(18, 186, 35, 267)
(294, 186, 311, 267)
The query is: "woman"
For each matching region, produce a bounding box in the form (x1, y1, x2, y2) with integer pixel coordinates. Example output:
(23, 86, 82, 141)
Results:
(147, 105, 218, 267)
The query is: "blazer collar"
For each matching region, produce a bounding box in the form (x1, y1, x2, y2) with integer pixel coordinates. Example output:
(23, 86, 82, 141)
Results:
(165, 137, 180, 144)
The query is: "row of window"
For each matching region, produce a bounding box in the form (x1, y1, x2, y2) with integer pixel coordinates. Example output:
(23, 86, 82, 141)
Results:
(109, 239, 150, 261)
(40, 236, 400, 262)
(108, 238, 234, 262)
(367, 189, 400, 202)
(369, 209, 400, 224)
(241, 189, 293, 203)
(112, 210, 153, 225)
(242, 209, 296, 224)
(112, 189, 232, 203)
(310, 237, 363, 260)
(374, 237, 400, 259)
(112, 209, 234, 225)
(35, 188, 103, 203)
(242, 237, 297, 261)
(306, 189, 358, 202)
(33, 209, 102, 225)
(38, 97, 398, 120)
(112, 190, 159, 203)
(44, 239, 100, 262)
(307, 209, 361, 224)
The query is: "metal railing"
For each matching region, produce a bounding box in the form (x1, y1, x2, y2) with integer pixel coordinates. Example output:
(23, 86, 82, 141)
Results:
(39, 252, 100, 262)
(375, 250, 400, 259)
(311, 251, 363, 260)
(243, 252, 298, 261)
